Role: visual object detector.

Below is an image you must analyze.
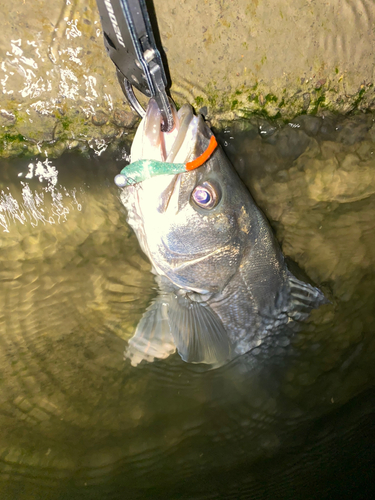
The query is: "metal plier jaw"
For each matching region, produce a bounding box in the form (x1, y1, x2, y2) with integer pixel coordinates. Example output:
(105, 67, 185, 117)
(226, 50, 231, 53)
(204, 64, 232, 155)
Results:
(96, 0, 174, 132)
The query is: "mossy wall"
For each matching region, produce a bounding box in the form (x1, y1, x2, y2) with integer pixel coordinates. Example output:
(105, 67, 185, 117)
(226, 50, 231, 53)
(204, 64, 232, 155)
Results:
(0, 0, 374, 157)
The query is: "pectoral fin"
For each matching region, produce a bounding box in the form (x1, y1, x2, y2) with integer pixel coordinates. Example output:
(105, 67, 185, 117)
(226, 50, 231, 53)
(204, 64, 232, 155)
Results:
(125, 296, 176, 366)
(167, 293, 232, 366)
(125, 292, 232, 367)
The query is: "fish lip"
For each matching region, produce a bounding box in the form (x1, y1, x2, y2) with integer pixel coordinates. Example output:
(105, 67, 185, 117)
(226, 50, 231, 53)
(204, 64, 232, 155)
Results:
(134, 101, 196, 163)
(164, 104, 195, 163)
(157, 172, 181, 213)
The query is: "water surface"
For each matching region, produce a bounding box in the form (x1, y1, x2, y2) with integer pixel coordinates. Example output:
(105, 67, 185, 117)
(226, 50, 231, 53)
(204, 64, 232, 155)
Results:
(1, 112, 375, 499)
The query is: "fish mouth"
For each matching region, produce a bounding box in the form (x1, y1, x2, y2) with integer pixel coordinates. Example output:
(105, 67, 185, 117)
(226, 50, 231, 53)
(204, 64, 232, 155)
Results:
(130, 99, 199, 165)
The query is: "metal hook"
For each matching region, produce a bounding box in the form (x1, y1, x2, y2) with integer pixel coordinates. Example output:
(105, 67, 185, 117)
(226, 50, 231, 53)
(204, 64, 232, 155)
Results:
(117, 69, 146, 118)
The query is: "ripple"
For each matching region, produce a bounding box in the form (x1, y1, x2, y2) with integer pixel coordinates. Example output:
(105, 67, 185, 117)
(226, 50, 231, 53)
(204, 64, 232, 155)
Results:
(1, 123, 375, 498)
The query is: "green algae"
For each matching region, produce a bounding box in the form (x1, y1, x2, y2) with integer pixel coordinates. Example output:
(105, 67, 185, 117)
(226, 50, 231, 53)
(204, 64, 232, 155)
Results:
(1, 77, 374, 159)
(194, 96, 204, 107)
(192, 76, 375, 123)
(0, 133, 29, 158)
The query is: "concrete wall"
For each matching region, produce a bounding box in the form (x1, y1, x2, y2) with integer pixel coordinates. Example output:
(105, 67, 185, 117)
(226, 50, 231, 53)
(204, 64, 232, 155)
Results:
(0, 0, 374, 157)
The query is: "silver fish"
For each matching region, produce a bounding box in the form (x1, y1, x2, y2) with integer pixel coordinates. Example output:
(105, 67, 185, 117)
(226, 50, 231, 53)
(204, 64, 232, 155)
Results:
(119, 99, 327, 367)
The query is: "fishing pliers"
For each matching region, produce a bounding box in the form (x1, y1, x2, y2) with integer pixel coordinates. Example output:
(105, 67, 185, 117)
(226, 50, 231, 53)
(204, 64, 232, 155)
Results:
(95, 0, 174, 132)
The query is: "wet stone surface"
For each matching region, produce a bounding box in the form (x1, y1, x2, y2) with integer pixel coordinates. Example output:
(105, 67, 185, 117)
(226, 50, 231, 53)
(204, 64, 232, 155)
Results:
(1, 113, 375, 499)
(1, 0, 375, 157)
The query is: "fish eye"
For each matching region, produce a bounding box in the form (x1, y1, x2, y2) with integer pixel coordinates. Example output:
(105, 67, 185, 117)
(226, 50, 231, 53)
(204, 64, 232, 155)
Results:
(191, 181, 220, 210)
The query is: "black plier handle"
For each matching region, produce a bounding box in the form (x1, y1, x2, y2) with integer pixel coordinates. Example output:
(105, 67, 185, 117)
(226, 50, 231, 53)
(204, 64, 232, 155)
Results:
(95, 0, 174, 132)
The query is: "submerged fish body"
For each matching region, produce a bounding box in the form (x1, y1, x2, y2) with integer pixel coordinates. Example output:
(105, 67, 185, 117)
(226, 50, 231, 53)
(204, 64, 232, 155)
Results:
(119, 100, 326, 367)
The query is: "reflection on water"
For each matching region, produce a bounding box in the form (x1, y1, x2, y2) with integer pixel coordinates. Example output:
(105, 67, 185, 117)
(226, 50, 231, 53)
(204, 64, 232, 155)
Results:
(1, 158, 82, 232)
(1, 113, 375, 499)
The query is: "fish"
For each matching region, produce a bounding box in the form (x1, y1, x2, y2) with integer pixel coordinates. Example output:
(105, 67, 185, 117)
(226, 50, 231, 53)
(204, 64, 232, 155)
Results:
(117, 99, 327, 367)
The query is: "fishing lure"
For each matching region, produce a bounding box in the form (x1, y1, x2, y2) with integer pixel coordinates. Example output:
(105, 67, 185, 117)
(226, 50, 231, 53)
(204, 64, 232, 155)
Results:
(114, 136, 218, 187)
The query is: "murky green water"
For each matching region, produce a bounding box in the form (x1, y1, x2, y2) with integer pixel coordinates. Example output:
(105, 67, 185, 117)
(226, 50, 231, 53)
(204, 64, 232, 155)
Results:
(1, 112, 375, 499)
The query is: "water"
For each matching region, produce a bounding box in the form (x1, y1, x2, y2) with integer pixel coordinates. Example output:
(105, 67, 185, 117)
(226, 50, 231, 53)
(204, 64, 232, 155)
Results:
(1, 112, 375, 499)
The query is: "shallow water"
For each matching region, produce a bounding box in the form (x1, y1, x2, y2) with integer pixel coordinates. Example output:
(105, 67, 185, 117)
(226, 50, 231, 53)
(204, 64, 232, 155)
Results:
(1, 112, 375, 499)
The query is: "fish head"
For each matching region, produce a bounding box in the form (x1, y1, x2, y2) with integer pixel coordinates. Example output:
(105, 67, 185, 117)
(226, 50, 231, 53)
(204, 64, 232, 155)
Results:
(120, 100, 252, 294)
